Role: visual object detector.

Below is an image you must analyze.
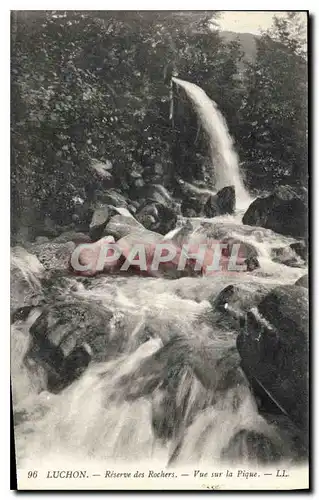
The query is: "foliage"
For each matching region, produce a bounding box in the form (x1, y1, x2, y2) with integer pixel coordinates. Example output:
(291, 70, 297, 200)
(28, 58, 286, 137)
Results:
(11, 11, 308, 239)
(239, 12, 307, 189)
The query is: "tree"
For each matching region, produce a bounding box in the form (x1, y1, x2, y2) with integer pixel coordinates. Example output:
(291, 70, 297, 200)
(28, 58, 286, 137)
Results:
(239, 12, 307, 190)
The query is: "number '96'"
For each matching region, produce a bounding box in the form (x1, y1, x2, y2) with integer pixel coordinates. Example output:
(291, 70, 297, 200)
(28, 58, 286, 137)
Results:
(27, 471, 38, 478)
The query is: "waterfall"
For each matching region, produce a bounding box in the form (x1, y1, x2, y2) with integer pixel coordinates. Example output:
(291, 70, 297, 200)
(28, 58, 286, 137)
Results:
(172, 77, 250, 209)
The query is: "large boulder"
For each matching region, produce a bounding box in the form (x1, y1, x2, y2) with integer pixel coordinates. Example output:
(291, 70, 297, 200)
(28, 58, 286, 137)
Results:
(128, 335, 286, 465)
(136, 203, 178, 236)
(90, 206, 140, 241)
(271, 245, 305, 268)
(237, 285, 309, 433)
(211, 283, 271, 329)
(258, 285, 308, 341)
(168, 224, 260, 275)
(88, 191, 130, 240)
(204, 185, 236, 218)
(25, 300, 114, 392)
(135, 184, 180, 235)
(24, 299, 152, 393)
(180, 183, 235, 218)
(242, 185, 308, 238)
(104, 211, 144, 240)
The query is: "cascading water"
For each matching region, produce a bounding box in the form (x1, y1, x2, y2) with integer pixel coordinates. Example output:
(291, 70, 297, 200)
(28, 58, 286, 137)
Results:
(11, 218, 307, 472)
(172, 77, 251, 210)
(11, 81, 307, 480)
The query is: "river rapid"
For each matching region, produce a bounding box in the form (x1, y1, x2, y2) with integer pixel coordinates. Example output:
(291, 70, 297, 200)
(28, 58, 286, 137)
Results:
(11, 206, 307, 470)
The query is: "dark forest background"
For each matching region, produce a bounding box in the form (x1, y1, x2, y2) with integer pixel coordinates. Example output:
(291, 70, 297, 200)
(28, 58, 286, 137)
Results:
(11, 11, 308, 242)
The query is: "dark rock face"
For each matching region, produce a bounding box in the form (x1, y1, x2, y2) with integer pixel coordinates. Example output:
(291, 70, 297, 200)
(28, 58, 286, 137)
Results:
(245, 256, 260, 272)
(290, 241, 308, 261)
(258, 285, 308, 343)
(242, 185, 308, 238)
(220, 237, 260, 271)
(237, 285, 309, 433)
(295, 274, 308, 288)
(25, 300, 115, 392)
(271, 246, 305, 268)
(135, 184, 179, 235)
(204, 185, 236, 218)
(212, 283, 271, 327)
(136, 203, 178, 236)
(180, 184, 236, 218)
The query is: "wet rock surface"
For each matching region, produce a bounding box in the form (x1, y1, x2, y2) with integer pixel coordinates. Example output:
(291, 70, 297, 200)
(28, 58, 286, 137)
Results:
(271, 245, 305, 268)
(136, 202, 178, 236)
(11, 172, 309, 467)
(242, 185, 308, 238)
(210, 283, 271, 329)
(180, 184, 235, 218)
(204, 185, 236, 218)
(26, 300, 114, 392)
(237, 285, 309, 433)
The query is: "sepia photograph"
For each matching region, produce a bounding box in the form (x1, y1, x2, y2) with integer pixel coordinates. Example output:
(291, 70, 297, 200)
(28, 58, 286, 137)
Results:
(10, 9, 309, 490)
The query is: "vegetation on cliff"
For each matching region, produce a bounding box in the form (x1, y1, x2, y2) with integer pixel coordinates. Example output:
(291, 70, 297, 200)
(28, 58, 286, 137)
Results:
(11, 11, 307, 240)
